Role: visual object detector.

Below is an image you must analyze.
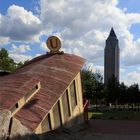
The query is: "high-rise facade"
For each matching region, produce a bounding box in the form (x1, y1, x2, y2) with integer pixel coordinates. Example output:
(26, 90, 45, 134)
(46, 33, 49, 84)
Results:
(104, 28, 119, 84)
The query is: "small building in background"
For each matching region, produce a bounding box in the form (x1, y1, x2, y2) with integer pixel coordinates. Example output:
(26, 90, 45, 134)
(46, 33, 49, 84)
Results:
(0, 36, 86, 137)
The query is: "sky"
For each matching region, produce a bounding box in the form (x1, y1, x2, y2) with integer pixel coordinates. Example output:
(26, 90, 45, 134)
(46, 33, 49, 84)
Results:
(0, 0, 140, 85)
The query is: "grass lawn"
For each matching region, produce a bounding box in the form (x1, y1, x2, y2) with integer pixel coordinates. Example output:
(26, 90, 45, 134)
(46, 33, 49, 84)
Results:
(88, 110, 140, 120)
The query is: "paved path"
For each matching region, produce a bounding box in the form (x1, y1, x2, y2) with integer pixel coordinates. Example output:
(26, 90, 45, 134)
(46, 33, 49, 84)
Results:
(81, 133, 140, 140)
(89, 120, 140, 135)
(76, 120, 140, 140)
(15, 120, 140, 140)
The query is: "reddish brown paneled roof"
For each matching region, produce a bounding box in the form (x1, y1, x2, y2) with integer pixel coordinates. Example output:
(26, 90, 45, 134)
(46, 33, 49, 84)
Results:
(0, 53, 85, 131)
(0, 74, 39, 110)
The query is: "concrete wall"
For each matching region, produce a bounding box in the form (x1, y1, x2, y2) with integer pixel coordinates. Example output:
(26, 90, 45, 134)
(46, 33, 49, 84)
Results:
(0, 110, 29, 140)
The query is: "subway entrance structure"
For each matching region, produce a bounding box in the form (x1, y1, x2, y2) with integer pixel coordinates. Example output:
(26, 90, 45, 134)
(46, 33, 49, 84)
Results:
(0, 36, 86, 137)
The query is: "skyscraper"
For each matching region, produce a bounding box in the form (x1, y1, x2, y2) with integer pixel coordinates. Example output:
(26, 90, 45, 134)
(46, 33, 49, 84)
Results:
(104, 28, 119, 84)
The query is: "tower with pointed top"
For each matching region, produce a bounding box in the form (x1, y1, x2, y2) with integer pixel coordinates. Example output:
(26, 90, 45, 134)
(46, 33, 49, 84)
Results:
(104, 28, 119, 84)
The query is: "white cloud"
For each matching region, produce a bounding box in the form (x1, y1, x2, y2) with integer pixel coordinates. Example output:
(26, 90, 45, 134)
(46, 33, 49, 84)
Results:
(9, 53, 32, 63)
(121, 37, 140, 66)
(120, 68, 126, 73)
(128, 71, 140, 82)
(10, 44, 31, 54)
(7, 5, 41, 24)
(9, 44, 32, 62)
(127, 13, 140, 25)
(93, 65, 104, 75)
(0, 37, 9, 46)
(35, 53, 42, 57)
(124, 70, 140, 86)
(0, 5, 41, 42)
(1, 1, 140, 67)
(41, 42, 47, 51)
(40, 0, 140, 67)
(84, 62, 104, 75)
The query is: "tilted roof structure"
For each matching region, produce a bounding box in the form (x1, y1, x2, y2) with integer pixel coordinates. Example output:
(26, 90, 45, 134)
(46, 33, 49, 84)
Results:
(0, 53, 85, 131)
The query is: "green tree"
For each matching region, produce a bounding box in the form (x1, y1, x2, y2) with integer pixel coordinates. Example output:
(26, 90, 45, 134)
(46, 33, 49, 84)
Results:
(119, 82, 127, 104)
(0, 48, 17, 72)
(17, 62, 24, 69)
(105, 75, 120, 106)
(81, 68, 104, 105)
(126, 83, 140, 105)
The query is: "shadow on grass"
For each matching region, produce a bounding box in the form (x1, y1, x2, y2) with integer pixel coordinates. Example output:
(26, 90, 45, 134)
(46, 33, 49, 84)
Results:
(89, 110, 140, 120)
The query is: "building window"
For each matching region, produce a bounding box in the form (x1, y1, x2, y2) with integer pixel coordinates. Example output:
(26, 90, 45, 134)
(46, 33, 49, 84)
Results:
(53, 101, 62, 128)
(41, 113, 51, 133)
(70, 80, 77, 111)
(35, 85, 38, 89)
(62, 90, 71, 122)
(10, 103, 19, 114)
(25, 84, 39, 101)
(15, 103, 19, 108)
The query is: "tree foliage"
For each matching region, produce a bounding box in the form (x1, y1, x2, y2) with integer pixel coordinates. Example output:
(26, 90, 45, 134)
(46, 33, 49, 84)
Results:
(81, 68, 104, 104)
(0, 48, 17, 72)
(81, 68, 140, 106)
(0, 48, 25, 72)
(104, 76, 120, 104)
